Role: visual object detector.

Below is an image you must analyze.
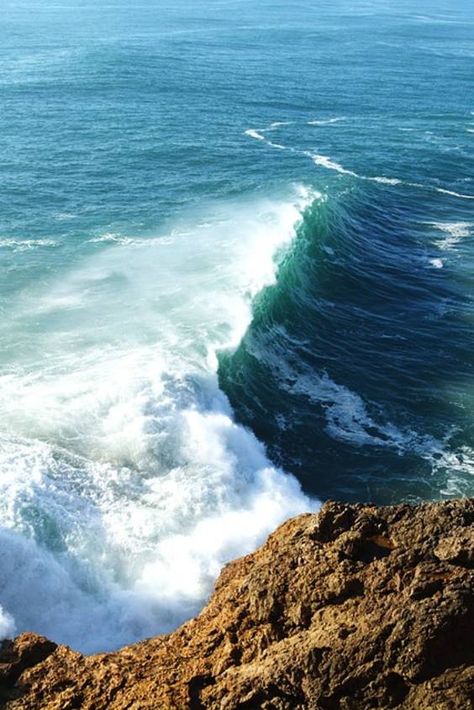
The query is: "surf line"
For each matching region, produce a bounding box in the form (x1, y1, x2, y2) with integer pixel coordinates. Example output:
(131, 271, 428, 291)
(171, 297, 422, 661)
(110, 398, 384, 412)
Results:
(244, 126, 293, 152)
(244, 122, 474, 200)
(244, 121, 403, 186)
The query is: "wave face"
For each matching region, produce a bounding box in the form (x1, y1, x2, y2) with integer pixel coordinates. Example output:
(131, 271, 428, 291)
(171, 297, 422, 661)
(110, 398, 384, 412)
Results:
(1, 0, 474, 651)
(219, 187, 474, 503)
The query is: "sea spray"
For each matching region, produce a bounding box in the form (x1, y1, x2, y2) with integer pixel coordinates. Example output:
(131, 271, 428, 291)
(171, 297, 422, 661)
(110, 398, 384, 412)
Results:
(0, 188, 319, 652)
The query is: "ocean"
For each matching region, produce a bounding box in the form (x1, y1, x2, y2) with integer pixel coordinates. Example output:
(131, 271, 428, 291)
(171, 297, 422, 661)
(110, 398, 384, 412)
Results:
(0, 0, 473, 652)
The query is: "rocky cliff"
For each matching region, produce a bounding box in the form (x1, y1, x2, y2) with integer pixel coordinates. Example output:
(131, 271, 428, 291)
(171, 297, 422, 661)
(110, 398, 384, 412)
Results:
(1, 499, 473, 709)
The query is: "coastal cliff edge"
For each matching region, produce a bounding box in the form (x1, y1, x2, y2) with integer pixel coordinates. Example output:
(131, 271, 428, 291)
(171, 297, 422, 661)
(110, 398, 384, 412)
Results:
(1, 499, 473, 709)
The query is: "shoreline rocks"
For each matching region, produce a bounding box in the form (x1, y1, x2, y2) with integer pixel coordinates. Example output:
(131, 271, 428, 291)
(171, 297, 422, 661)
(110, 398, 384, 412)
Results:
(1, 499, 473, 709)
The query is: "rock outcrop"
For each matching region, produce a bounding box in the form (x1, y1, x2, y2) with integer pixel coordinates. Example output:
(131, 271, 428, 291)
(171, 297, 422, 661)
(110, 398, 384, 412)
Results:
(1, 499, 473, 709)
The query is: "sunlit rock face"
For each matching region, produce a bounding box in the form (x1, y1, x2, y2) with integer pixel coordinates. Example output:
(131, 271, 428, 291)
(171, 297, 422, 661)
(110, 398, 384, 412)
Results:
(1, 498, 473, 709)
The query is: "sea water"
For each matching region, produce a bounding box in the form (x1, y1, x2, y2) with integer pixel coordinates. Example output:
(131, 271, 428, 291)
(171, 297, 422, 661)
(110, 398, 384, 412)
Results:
(0, 0, 473, 651)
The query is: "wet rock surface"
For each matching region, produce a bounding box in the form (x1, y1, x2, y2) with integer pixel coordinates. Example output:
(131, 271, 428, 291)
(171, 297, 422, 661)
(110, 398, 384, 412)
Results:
(1, 499, 473, 709)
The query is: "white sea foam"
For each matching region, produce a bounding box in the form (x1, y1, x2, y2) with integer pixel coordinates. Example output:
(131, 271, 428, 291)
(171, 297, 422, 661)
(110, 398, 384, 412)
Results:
(244, 128, 265, 141)
(309, 153, 358, 177)
(435, 187, 474, 200)
(88, 232, 136, 244)
(305, 149, 469, 202)
(430, 221, 472, 251)
(246, 125, 403, 190)
(266, 141, 287, 150)
(0, 238, 56, 251)
(307, 152, 402, 186)
(245, 122, 471, 205)
(307, 117, 345, 126)
(369, 176, 402, 185)
(430, 258, 444, 269)
(438, 447, 474, 493)
(287, 371, 464, 469)
(244, 125, 291, 152)
(249, 337, 453, 461)
(307, 152, 473, 202)
(0, 188, 318, 652)
(268, 121, 292, 129)
(281, 363, 474, 495)
(0, 604, 15, 640)
(286, 372, 405, 449)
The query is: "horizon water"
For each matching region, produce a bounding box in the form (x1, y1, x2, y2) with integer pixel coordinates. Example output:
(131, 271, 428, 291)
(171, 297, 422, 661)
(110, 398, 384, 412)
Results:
(0, 0, 473, 652)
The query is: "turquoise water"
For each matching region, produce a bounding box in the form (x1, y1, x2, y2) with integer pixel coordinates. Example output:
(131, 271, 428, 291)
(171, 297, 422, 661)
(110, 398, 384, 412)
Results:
(0, 0, 473, 651)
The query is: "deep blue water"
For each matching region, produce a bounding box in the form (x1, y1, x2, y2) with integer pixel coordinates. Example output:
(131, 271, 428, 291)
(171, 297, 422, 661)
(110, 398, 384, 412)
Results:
(0, 0, 473, 651)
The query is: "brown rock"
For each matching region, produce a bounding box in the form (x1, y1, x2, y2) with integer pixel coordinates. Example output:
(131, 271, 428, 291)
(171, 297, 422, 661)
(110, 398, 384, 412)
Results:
(1, 499, 473, 709)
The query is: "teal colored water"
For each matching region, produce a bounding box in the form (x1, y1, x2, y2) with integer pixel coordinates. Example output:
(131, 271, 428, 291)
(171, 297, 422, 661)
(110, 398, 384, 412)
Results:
(0, 0, 473, 651)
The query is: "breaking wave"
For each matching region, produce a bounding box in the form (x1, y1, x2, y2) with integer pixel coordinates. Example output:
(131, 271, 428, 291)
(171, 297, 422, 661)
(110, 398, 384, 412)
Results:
(0, 188, 319, 652)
